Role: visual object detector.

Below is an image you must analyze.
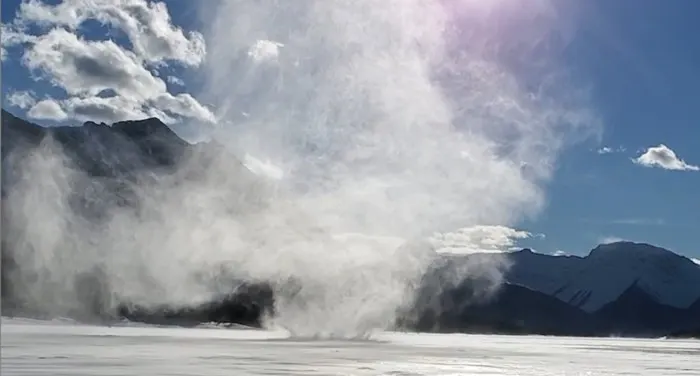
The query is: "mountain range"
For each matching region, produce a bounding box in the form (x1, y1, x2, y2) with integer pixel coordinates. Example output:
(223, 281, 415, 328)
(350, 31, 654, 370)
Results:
(2, 109, 699, 338)
(411, 245, 700, 337)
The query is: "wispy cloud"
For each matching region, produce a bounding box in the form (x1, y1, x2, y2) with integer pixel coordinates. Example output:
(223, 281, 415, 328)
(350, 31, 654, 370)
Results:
(167, 76, 185, 86)
(633, 144, 699, 171)
(599, 236, 627, 244)
(243, 153, 284, 180)
(581, 217, 667, 226)
(610, 218, 666, 226)
(596, 146, 625, 154)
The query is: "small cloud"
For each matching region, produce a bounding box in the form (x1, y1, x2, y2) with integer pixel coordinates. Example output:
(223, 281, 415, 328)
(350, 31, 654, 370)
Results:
(150, 93, 217, 123)
(429, 225, 539, 255)
(599, 236, 626, 245)
(6, 90, 36, 109)
(633, 144, 699, 171)
(596, 146, 625, 154)
(553, 250, 568, 256)
(581, 217, 668, 226)
(248, 39, 283, 62)
(167, 76, 184, 86)
(27, 99, 67, 121)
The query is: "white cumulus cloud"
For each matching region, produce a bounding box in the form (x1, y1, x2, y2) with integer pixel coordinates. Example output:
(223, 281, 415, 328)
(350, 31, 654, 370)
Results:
(15, 0, 206, 66)
(429, 225, 538, 254)
(4, 0, 215, 129)
(59, 95, 150, 124)
(27, 98, 67, 121)
(633, 144, 699, 171)
(23, 28, 166, 100)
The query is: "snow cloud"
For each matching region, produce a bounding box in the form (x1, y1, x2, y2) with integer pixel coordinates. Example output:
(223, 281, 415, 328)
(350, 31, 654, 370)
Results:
(429, 225, 538, 254)
(3, 0, 214, 128)
(633, 144, 699, 171)
(4, 0, 599, 338)
(189, 0, 598, 335)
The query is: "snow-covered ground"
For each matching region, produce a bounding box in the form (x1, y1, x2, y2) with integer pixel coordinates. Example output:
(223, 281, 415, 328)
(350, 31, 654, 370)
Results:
(2, 317, 698, 375)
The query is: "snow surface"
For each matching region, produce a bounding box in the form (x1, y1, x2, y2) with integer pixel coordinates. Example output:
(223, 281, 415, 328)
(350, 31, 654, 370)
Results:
(2, 317, 699, 375)
(505, 243, 700, 312)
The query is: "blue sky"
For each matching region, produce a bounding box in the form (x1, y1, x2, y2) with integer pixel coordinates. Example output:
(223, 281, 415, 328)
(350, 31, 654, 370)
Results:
(519, 0, 700, 259)
(2, 0, 699, 261)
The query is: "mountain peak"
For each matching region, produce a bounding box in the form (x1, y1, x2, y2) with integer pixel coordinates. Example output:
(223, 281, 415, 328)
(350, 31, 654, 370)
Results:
(83, 120, 108, 128)
(2, 109, 189, 149)
(501, 241, 700, 313)
(589, 241, 673, 258)
(2, 110, 195, 173)
(111, 117, 185, 144)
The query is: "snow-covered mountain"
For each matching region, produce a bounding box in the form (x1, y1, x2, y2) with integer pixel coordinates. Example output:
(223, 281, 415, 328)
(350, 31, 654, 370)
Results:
(504, 242, 700, 312)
